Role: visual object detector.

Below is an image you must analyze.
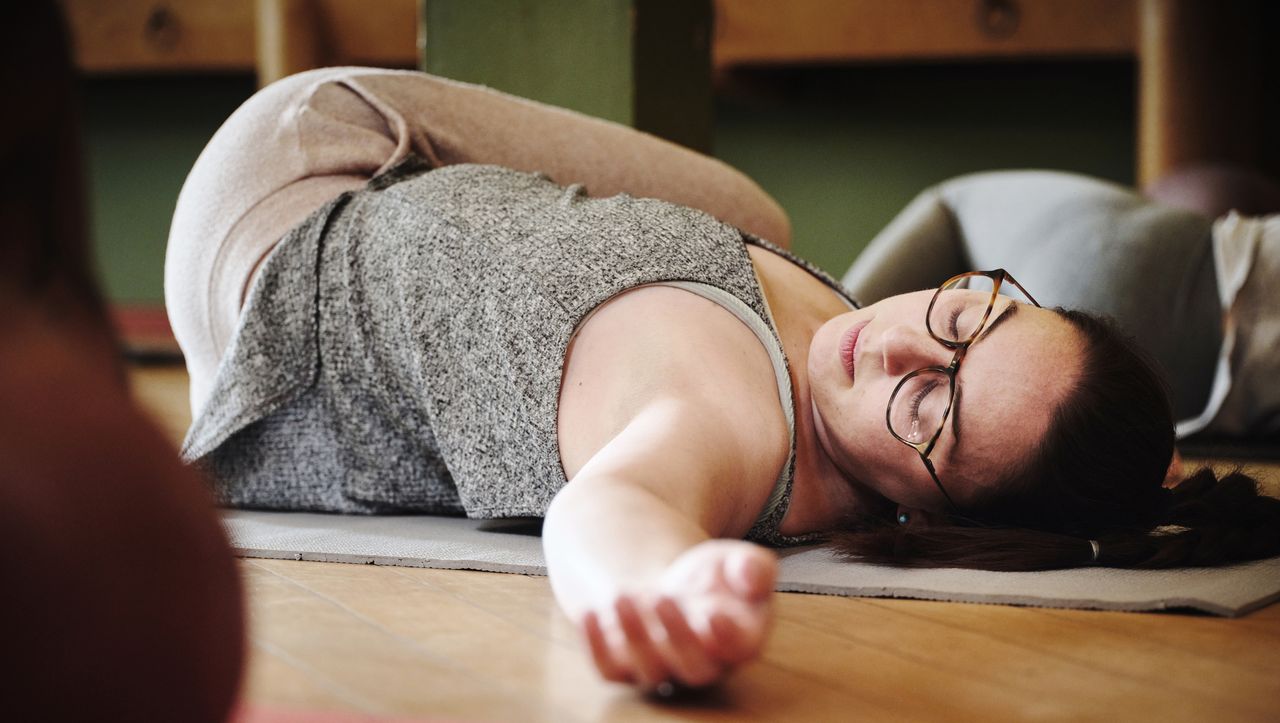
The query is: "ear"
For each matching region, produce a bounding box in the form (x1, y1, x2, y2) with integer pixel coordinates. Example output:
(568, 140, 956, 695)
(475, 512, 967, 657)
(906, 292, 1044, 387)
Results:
(895, 505, 944, 528)
(1163, 449, 1184, 488)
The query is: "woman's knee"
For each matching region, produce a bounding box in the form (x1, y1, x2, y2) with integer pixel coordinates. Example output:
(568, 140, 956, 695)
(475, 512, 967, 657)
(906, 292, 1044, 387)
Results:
(167, 69, 380, 397)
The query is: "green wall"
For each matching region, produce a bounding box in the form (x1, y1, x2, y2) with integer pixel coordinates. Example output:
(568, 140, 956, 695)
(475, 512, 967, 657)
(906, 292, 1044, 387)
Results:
(713, 61, 1135, 276)
(423, 0, 634, 126)
(83, 74, 257, 304)
(83, 61, 1133, 303)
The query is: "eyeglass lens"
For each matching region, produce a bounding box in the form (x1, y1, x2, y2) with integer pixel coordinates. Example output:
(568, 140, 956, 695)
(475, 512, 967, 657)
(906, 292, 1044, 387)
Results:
(889, 370, 952, 444)
(926, 274, 998, 344)
(889, 273, 1017, 446)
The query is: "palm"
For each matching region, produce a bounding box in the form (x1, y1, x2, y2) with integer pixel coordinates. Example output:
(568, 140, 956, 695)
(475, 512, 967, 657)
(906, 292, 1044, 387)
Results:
(581, 540, 777, 690)
(660, 540, 773, 639)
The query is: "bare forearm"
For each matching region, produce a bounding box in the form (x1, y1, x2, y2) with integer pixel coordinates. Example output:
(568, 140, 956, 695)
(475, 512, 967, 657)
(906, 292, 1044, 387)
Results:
(546, 399, 779, 688)
(542, 478, 709, 620)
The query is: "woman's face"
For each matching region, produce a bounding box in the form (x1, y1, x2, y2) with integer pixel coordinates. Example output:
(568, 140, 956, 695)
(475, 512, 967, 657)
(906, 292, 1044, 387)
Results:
(807, 289, 1085, 513)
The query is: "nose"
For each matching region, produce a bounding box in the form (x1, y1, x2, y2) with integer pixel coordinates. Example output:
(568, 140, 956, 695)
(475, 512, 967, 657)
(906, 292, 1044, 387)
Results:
(879, 323, 949, 377)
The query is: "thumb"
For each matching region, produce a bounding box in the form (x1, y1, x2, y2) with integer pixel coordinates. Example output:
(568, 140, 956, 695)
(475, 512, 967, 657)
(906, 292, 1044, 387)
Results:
(726, 546, 777, 601)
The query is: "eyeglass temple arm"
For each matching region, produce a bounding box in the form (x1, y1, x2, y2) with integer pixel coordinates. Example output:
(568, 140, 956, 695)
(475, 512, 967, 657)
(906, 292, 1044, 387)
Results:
(998, 272, 1041, 308)
(922, 456, 960, 512)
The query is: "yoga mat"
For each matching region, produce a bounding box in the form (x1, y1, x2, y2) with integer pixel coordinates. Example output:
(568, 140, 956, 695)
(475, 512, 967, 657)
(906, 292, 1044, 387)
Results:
(223, 510, 1280, 618)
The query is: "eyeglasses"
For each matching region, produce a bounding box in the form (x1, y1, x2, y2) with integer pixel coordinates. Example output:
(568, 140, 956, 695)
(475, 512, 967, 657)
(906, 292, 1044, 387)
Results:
(885, 269, 1040, 513)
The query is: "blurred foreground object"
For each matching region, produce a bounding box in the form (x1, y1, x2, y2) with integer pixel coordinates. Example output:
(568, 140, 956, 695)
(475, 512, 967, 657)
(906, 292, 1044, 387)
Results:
(0, 3, 245, 721)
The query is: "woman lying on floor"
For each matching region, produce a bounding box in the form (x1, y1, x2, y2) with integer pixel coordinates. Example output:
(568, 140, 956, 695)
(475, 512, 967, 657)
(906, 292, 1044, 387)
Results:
(168, 68, 1280, 693)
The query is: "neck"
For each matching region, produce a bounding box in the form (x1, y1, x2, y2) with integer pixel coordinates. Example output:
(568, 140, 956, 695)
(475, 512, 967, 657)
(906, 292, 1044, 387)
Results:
(745, 245, 888, 535)
(782, 384, 887, 535)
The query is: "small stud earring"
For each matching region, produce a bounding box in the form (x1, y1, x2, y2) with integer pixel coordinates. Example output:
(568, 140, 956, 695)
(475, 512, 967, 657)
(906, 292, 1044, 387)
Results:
(897, 512, 910, 526)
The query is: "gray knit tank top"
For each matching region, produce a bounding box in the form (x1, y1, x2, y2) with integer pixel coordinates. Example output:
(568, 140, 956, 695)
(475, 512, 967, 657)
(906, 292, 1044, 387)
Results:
(182, 158, 859, 545)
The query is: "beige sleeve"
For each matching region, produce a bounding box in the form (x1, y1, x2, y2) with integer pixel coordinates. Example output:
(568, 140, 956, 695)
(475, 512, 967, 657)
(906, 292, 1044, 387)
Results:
(323, 69, 791, 244)
(167, 67, 789, 413)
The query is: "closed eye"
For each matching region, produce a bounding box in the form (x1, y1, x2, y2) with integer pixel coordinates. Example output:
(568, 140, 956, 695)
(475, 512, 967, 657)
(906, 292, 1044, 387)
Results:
(910, 378, 940, 420)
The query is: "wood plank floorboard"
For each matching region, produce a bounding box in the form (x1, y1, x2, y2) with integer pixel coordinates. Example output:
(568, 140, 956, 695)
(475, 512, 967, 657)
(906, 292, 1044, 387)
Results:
(241, 638, 386, 713)
(856, 598, 1278, 718)
(128, 363, 1280, 721)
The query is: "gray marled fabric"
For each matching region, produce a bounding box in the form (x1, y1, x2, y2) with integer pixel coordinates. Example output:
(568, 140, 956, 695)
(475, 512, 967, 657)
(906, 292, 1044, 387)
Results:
(183, 158, 858, 545)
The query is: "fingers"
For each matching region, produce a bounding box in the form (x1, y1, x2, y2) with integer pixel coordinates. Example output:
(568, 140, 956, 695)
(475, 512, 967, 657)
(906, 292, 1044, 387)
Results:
(580, 595, 733, 690)
(655, 597, 721, 687)
(726, 547, 777, 601)
(583, 611, 629, 684)
(615, 596, 667, 689)
(709, 611, 759, 667)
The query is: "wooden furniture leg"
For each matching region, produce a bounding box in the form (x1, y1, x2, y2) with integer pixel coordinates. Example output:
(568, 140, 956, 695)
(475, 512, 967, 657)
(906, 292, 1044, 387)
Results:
(1138, 0, 1265, 185)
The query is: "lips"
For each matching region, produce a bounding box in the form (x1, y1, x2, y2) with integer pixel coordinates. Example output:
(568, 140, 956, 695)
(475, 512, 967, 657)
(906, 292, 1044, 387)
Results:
(839, 320, 868, 383)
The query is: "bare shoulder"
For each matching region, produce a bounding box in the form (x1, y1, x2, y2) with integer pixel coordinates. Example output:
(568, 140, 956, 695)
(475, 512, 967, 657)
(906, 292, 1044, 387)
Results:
(557, 285, 790, 538)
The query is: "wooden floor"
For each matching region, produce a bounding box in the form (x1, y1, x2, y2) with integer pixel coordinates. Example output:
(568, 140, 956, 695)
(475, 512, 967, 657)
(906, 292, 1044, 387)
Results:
(129, 364, 1280, 722)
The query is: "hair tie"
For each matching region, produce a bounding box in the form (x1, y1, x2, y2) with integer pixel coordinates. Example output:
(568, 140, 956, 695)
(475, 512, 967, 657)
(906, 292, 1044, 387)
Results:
(1088, 539, 1101, 563)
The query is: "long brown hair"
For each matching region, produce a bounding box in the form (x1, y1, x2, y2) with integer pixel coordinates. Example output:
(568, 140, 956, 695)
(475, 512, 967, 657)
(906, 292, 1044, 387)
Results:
(829, 309, 1280, 571)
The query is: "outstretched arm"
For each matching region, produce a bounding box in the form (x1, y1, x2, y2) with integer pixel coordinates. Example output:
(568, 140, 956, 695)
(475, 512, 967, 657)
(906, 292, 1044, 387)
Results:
(544, 399, 781, 691)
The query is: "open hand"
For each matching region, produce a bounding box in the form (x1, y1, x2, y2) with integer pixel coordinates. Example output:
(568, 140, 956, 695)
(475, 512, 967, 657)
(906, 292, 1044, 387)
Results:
(579, 540, 777, 691)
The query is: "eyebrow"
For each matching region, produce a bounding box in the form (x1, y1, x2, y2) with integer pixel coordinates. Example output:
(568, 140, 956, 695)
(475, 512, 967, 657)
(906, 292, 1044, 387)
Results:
(951, 301, 1020, 442)
(976, 300, 1019, 343)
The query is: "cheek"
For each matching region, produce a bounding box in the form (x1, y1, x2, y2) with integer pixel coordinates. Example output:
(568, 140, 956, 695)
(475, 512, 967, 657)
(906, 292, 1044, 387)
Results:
(821, 384, 871, 434)
(845, 394, 939, 506)
(848, 379, 894, 436)
(827, 386, 894, 464)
